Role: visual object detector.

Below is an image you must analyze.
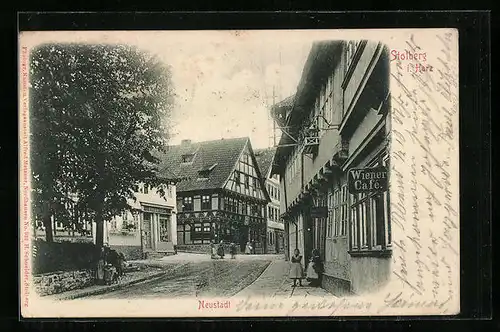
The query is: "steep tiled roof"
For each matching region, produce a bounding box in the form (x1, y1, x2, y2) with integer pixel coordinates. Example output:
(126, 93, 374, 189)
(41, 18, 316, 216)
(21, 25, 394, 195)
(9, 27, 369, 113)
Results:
(160, 137, 249, 192)
(272, 94, 295, 109)
(254, 147, 276, 179)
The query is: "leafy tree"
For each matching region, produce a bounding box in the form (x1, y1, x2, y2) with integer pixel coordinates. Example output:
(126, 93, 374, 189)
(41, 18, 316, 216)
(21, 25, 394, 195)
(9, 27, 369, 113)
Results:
(30, 43, 175, 249)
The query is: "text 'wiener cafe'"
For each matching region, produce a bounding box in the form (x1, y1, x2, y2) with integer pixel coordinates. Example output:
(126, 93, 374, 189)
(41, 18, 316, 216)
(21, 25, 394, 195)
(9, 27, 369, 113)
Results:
(348, 166, 388, 193)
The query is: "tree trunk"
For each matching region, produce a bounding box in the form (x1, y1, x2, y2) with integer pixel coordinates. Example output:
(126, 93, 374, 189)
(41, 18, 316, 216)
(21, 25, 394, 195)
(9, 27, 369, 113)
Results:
(95, 215, 104, 249)
(43, 214, 53, 242)
(94, 209, 105, 284)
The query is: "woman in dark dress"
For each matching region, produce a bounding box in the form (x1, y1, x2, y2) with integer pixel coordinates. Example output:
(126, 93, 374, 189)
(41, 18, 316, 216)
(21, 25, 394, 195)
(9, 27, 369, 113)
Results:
(217, 240, 225, 259)
(306, 248, 324, 287)
(229, 242, 237, 259)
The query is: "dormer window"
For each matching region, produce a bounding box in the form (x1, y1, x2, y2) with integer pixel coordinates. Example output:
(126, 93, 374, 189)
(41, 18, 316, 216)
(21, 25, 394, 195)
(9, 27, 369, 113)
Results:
(198, 163, 217, 179)
(181, 153, 195, 163)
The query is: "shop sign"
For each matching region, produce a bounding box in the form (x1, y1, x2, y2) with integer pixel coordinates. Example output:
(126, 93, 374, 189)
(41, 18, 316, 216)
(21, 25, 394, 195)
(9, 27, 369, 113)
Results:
(143, 205, 171, 215)
(348, 166, 388, 193)
(311, 206, 328, 218)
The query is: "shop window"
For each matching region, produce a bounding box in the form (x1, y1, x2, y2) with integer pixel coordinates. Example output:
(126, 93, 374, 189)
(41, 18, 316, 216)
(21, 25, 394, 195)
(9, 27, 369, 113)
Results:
(159, 215, 171, 242)
(349, 154, 391, 254)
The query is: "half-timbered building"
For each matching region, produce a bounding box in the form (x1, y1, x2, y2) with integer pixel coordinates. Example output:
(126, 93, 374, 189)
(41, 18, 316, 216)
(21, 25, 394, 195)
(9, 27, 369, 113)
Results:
(162, 138, 270, 253)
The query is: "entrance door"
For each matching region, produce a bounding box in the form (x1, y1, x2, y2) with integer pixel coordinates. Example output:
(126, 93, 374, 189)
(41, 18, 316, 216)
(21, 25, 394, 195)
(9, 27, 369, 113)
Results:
(239, 225, 249, 252)
(143, 212, 152, 249)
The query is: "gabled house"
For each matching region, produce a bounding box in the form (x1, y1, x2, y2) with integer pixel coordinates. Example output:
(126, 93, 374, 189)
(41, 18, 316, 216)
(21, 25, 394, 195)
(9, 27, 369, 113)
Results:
(105, 180, 178, 259)
(254, 147, 284, 254)
(162, 138, 271, 253)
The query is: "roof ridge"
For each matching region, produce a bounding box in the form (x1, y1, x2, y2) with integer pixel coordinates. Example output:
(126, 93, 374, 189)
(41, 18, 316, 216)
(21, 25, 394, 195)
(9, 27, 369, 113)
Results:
(167, 136, 250, 148)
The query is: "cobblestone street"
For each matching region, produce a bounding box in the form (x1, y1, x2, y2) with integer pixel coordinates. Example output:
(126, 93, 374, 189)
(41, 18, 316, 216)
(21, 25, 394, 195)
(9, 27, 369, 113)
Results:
(77, 253, 333, 299)
(84, 253, 279, 299)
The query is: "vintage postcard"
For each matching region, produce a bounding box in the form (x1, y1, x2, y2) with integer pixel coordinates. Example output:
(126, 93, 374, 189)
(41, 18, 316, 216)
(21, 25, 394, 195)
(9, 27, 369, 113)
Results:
(19, 28, 459, 317)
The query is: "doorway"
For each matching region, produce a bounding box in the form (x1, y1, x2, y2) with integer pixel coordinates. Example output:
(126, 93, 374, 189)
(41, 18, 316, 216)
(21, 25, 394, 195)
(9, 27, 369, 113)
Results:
(239, 225, 249, 252)
(143, 212, 152, 249)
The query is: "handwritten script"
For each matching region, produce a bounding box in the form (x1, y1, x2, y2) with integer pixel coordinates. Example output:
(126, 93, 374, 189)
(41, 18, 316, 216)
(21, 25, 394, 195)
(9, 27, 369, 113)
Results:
(390, 30, 459, 314)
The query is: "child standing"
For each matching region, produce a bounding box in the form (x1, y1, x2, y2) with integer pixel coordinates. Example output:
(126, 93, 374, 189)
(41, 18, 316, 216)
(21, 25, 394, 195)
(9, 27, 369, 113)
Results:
(245, 241, 252, 254)
(289, 249, 304, 287)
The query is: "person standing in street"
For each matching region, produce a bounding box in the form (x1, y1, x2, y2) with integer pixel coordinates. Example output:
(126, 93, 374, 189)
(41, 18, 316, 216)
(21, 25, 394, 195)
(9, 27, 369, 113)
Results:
(289, 248, 304, 287)
(245, 241, 252, 254)
(306, 248, 324, 287)
(217, 240, 225, 259)
(251, 240, 256, 254)
(229, 242, 237, 259)
(210, 242, 217, 259)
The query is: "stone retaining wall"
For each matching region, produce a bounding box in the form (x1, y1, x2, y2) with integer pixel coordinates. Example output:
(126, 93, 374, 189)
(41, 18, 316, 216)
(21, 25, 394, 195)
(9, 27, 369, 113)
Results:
(109, 245, 143, 260)
(33, 269, 94, 296)
(175, 244, 212, 254)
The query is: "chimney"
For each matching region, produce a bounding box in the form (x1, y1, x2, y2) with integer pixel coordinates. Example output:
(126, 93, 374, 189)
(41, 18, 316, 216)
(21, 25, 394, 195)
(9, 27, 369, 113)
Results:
(181, 139, 192, 146)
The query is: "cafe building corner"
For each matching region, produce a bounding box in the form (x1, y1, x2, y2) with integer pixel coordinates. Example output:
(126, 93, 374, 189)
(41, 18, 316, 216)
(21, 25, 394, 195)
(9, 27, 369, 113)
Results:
(271, 39, 392, 296)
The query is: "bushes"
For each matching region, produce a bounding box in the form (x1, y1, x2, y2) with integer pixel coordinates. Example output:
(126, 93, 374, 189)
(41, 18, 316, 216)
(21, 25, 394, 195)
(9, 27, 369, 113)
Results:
(32, 239, 97, 275)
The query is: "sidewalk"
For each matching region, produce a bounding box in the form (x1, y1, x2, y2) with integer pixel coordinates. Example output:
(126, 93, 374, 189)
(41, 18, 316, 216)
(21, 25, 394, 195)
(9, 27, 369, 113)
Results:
(46, 266, 168, 301)
(233, 260, 334, 299)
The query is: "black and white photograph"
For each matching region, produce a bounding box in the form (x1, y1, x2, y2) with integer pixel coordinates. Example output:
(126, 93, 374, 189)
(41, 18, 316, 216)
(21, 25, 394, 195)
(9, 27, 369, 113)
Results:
(19, 29, 460, 317)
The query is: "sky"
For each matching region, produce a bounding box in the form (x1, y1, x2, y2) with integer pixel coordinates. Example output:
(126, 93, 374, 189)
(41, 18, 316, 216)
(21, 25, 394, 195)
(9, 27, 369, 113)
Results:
(22, 30, 314, 149)
(130, 31, 312, 149)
